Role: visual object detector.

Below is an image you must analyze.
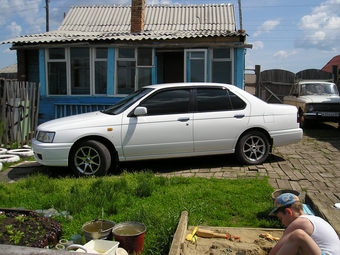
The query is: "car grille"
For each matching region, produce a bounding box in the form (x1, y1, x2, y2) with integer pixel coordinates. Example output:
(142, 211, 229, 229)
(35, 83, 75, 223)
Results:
(311, 103, 340, 111)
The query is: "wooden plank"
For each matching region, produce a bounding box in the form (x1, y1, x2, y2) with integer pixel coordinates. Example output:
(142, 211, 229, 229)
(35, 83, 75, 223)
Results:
(168, 211, 188, 255)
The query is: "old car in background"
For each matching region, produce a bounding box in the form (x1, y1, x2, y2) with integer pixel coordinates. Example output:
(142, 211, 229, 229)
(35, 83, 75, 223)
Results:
(32, 83, 302, 177)
(283, 80, 340, 128)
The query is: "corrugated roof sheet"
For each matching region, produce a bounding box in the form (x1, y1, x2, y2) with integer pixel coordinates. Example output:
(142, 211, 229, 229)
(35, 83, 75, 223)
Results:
(2, 4, 242, 45)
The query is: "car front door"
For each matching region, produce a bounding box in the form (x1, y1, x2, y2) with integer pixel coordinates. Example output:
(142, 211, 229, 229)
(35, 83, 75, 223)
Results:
(121, 88, 194, 159)
(193, 87, 250, 153)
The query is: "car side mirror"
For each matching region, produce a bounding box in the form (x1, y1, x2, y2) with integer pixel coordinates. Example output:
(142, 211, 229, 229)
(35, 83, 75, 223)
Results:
(134, 107, 147, 116)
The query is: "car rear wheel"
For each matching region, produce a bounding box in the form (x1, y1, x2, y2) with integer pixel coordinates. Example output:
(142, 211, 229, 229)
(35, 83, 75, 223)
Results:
(235, 131, 269, 165)
(69, 140, 111, 177)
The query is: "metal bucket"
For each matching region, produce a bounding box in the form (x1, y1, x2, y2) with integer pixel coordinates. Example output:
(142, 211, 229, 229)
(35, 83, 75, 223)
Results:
(271, 189, 300, 201)
(112, 222, 146, 254)
(82, 219, 115, 242)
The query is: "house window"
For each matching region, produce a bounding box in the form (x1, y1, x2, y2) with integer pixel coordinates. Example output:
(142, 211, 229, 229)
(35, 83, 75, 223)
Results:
(70, 48, 90, 95)
(185, 50, 207, 82)
(94, 48, 108, 94)
(116, 48, 153, 94)
(47, 48, 67, 95)
(211, 49, 232, 84)
(137, 48, 153, 89)
(46, 47, 108, 96)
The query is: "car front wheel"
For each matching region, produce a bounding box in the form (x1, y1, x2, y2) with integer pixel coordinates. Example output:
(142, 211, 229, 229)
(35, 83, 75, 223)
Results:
(235, 131, 269, 165)
(69, 140, 111, 177)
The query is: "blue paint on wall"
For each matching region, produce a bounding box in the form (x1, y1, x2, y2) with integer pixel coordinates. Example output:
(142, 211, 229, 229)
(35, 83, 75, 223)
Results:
(107, 48, 115, 95)
(39, 49, 46, 96)
(234, 48, 245, 89)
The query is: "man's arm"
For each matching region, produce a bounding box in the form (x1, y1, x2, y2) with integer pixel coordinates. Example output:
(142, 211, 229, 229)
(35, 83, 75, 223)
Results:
(269, 218, 313, 255)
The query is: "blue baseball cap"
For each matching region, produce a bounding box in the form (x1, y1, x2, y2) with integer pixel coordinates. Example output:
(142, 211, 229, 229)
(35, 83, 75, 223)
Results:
(269, 193, 300, 216)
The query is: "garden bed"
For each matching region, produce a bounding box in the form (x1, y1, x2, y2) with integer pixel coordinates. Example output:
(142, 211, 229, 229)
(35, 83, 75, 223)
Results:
(0, 208, 62, 248)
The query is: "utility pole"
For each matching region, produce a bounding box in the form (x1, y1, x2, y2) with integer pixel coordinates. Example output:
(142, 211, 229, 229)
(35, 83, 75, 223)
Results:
(45, 0, 50, 32)
(238, 0, 243, 30)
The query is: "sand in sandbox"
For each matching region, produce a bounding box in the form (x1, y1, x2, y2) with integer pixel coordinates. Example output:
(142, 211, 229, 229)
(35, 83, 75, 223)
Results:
(183, 227, 284, 255)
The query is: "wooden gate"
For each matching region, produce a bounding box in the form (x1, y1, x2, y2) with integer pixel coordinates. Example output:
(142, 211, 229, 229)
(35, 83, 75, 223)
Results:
(252, 66, 335, 104)
(0, 80, 40, 147)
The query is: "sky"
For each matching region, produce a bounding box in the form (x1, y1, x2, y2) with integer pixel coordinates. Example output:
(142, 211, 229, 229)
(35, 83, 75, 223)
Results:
(1, 0, 340, 73)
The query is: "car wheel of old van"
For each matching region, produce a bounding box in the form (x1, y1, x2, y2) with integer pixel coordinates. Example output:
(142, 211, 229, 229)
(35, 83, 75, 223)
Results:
(235, 131, 269, 165)
(69, 140, 111, 177)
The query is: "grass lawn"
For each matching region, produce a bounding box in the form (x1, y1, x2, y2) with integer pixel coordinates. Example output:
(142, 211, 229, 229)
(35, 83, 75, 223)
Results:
(0, 170, 281, 255)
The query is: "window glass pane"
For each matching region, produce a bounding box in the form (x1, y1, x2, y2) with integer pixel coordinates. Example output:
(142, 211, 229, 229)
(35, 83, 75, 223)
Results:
(229, 91, 246, 110)
(190, 59, 204, 82)
(138, 48, 152, 66)
(212, 62, 232, 83)
(95, 61, 107, 94)
(137, 68, 152, 89)
(117, 61, 135, 94)
(140, 89, 190, 115)
(191, 52, 204, 58)
(71, 48, 90, 95)
(49, 48, 65, 59)
(48, 62, 67, 95)
(96, 48, 108, 59)
(213, 49, 230, 59)
(197, 88, 231, 112)
(119, 48, 135, 58)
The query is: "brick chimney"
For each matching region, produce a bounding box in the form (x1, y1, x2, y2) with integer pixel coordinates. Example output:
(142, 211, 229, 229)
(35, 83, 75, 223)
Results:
(131, 0, 145, 33)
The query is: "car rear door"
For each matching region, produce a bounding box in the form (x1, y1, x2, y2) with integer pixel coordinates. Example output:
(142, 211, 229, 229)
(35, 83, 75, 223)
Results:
(193, 87, 250, 153)
(121, 88, 194, 159)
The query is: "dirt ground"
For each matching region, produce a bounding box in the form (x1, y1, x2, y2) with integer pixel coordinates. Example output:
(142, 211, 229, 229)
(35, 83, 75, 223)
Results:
(183, 227, 283, 255)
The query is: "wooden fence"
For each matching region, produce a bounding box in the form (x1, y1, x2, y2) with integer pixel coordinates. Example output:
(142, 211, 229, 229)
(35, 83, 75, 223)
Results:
(248, 67, 337, 104)
(0, 79, 40, 147)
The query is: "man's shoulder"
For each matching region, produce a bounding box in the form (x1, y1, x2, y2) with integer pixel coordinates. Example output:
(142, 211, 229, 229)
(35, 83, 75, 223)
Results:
(288, 216, 314, 234)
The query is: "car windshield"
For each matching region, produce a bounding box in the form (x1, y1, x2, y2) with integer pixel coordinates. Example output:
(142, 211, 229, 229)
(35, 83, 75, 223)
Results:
(102, 88, 153, 115)
(301, 83, 339, 96)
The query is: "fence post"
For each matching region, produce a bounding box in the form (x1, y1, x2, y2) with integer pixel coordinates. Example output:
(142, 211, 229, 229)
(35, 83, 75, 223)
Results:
(255, 65, 261, 98)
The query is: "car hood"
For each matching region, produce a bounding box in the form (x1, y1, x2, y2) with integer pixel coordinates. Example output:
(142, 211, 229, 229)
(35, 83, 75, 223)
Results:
(299, 95, 340, 103)
(37, 111, 121, 131)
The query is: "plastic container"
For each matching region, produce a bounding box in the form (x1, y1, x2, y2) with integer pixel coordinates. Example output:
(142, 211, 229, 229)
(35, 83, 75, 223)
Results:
(112, 222, 146, 254)
(66, 240, 119, 254)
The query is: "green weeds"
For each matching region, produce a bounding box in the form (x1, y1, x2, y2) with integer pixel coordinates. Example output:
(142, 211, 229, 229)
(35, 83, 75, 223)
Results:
(0, 170, 280, 254)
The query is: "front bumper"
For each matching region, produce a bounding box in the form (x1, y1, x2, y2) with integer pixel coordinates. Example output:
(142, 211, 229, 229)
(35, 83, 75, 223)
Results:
(31, 138, 72, 167)
(304, 112, 340, 122)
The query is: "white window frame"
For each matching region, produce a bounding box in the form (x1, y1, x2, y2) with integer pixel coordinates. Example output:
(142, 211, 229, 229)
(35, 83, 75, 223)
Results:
(184, 49, 208, 82)
(46, 47, 109, 96)
(210, 48, 234, 84)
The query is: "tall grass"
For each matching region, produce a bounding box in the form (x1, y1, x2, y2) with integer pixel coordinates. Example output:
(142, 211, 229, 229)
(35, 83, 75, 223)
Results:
(0, 171, 280, 255)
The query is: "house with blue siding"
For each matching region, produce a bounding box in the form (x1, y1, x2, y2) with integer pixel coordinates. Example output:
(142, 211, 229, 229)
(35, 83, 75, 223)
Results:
(1, 0, 251, 124)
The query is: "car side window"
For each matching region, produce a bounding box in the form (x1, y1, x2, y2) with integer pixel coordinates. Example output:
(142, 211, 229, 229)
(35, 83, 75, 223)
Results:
(197, 88, 232, 112)
(140, 89, 190, 115)
(229, 91, 246, 110)
(196, 88, 246, 112)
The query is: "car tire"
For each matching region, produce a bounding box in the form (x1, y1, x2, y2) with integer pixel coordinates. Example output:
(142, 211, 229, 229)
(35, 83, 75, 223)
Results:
(0, 148, 7, 155)
(0, 154, 20, 163)
(235, 131, 270, 165)
(7, 149, 34, 157)
(69, 140, 111, 177)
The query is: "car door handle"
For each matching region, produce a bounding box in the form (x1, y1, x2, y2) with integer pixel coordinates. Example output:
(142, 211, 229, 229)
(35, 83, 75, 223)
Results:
(177, 117, 190, 122)
(234, 114, 244, 119)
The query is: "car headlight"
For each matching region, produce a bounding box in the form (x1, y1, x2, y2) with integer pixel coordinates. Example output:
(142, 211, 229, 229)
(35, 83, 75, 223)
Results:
(306, 104, 314, 112)
(36, 131, 55, 143)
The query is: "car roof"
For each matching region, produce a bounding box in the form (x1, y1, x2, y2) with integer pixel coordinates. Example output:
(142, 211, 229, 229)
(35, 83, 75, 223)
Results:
(297, 80, 334, 84)
(142, 82, 236, 90)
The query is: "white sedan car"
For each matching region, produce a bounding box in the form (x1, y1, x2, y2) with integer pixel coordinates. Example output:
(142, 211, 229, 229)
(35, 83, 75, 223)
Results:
(32, 83, 302, 176)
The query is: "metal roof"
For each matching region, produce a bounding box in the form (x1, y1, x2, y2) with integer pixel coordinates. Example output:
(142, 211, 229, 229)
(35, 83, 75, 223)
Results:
(1, 4, 243, 45)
